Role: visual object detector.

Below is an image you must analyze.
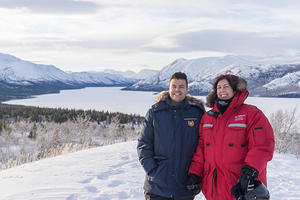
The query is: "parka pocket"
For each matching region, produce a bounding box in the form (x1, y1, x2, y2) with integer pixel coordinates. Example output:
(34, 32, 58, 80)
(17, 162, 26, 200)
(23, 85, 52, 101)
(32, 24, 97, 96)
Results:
(223, 125, 248, 166)
(226, 123, 247, 145)
(147, 156, 168, 187)
(202, 124, 214, 162)
(253, 127, 266, 145)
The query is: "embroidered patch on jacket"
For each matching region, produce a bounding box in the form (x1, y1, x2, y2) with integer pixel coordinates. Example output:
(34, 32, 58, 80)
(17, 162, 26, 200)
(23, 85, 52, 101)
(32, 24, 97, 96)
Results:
(184, 118, 197, 127)
(234, 114, 246, 121)
(187, 120, 194, 127)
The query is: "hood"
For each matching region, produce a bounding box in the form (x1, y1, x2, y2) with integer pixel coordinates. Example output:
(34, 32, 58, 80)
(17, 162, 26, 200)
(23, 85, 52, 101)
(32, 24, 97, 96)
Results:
(156, 90, 204, 105)
(206, 77, 247, 107)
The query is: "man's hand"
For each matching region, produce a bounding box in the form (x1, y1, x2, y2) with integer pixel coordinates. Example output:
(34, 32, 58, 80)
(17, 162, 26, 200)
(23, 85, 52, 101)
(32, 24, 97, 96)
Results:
(186, 173, 201, 195)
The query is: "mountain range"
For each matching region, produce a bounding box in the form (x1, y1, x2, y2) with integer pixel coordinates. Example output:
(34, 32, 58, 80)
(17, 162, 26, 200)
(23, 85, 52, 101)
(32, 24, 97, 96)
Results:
(0, 52, 300, 102)
(124, 55, 300, 97)
(0, 53, 157, 101)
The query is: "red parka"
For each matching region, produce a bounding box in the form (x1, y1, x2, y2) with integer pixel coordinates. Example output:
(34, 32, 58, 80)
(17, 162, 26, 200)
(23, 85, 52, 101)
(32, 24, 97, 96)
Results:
(188, 90, 275, 200)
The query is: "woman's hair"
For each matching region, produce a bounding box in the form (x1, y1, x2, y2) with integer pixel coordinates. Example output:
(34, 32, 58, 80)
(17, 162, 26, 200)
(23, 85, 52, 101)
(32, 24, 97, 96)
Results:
(213, 74, 240, 92)
(206, 74, 247, 107)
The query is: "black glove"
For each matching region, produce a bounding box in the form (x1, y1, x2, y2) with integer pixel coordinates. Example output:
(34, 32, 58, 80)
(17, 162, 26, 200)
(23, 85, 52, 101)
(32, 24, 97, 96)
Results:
(231, 182, 242, 199)
(186, 173, 201, 194)
(240, 164, 258, 194)
(231, 164, 259, 198)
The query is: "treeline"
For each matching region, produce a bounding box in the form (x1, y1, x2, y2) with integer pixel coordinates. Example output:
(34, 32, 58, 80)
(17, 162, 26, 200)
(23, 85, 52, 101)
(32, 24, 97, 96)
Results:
(0, 103, 145, 170)
(0, 103, 144, 125)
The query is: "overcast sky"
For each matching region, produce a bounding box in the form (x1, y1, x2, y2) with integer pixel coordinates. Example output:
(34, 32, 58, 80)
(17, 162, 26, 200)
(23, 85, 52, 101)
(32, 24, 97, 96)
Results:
(1, 0, 300, 72)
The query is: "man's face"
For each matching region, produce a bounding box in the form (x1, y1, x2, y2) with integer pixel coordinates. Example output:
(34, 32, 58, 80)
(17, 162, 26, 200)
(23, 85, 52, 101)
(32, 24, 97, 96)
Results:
(169, 78, 188, 105)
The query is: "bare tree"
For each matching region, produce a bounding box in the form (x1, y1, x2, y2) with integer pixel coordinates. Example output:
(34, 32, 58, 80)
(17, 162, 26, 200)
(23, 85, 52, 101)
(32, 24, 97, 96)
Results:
(270, 107, 299, 156)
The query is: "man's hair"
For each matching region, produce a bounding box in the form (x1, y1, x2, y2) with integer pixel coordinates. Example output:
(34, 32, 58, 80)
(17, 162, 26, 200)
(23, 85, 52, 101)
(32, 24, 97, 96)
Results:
(170, 72, 188, 87)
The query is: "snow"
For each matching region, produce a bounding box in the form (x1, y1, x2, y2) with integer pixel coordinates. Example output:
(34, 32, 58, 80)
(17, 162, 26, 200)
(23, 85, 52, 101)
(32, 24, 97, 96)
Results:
(70, 72, 133, 85)
(103, 69, 159, 79)
(1, 52, 300, 96)
(0, 53, 73, 83)
(133, 55, 262, 87)
(0, 53, 135, 85)
(0, 141, 299, 200)
(128, 55, 300, 96)
(263, 71, 300, 89)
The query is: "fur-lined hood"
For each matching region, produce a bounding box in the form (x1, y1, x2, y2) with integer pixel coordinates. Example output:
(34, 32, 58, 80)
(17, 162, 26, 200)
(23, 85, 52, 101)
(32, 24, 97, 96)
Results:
(156, 90, 204, 105)
(206, 77, 247, 107)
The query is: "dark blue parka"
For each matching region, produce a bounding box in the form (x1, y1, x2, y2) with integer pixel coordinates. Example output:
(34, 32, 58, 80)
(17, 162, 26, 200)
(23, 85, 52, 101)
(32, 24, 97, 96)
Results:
(137, 91, 205, 198)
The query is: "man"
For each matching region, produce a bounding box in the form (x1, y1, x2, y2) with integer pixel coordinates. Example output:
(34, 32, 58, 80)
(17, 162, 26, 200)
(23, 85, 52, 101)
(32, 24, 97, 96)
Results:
(137, 72, 205, 200)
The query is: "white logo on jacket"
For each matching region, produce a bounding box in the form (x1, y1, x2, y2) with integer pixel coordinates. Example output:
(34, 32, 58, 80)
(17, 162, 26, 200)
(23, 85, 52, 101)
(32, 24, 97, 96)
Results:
(234, 114, 246, 121)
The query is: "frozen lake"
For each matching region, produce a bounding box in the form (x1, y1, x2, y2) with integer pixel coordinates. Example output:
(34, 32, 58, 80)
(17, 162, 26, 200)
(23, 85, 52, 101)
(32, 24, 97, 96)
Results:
(3, 87, 300, 118)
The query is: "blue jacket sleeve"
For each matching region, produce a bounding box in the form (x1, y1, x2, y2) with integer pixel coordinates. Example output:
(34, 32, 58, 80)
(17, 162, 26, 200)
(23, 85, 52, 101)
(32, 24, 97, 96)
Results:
(137, 109, 157, 174)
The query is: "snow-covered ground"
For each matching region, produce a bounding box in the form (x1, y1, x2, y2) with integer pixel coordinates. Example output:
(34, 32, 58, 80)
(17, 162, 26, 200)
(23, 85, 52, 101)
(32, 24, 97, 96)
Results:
(0, 141, 299, 200)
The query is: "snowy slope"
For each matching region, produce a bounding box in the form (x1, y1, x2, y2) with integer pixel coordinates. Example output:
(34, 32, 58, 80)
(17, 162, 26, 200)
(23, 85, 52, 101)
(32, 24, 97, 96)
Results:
(125, 55, 300, 97)
(70, 71, 135, 85)
(129, 55, 259, 89)
(0, 53, 135, 86)
(1, 52, 300, 98)
(103, 69, 159, 79)
(0, 53, 74, 83)
(0, 141, 299, 200)
(263, 71, 300, 90)
(0, 53, 139, 102)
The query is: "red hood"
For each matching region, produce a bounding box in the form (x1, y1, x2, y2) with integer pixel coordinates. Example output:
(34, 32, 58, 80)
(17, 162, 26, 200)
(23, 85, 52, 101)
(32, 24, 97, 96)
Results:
(213, 90, 249, 113)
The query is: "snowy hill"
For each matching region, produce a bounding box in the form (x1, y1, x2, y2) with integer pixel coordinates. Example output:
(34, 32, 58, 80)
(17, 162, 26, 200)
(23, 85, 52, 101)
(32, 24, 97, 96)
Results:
(0, 141, 299, 200)
(1, 52, 300, 101)
(103, 69, 159, 79)
(0, 53, 74, 84)
(0, 53, 136, 101)
(124, 55, 300, 97)
(0, 53, 136, 86)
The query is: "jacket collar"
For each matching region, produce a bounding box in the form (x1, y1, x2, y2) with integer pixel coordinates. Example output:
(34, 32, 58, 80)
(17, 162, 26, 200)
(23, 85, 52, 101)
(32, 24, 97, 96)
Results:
(212, 90, 249, 114)
(152, 90, 204, 112)
(206, 77, 247, 108)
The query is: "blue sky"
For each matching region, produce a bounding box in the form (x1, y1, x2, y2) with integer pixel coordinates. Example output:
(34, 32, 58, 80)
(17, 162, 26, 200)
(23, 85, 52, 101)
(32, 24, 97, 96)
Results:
(1, 0, 300, 72)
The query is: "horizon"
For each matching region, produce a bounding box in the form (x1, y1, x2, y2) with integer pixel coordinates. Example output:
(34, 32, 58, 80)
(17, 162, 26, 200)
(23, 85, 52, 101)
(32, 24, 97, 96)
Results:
(1, 1, 300, 72)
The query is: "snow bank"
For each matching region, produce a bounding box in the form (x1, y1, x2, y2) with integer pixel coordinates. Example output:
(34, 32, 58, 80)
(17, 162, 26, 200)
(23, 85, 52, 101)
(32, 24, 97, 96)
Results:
(0, 141, 299, 200)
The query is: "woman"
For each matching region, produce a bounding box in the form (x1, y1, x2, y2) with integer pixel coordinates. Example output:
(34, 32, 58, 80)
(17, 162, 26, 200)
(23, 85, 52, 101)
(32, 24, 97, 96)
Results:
(186, 74, 275, 200)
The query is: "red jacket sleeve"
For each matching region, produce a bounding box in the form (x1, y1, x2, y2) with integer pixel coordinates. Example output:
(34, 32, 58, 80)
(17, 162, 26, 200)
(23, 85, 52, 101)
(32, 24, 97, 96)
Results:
(245, 108, 275, 174)
(188, 120, 205, 176)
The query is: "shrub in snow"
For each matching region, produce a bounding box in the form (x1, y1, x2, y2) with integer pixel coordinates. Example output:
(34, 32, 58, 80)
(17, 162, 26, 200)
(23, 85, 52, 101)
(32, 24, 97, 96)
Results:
(0, 116, 142, 170)
(270, 107, 300, 156)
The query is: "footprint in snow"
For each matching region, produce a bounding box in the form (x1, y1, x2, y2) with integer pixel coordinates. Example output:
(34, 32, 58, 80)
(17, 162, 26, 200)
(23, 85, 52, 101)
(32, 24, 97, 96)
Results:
(66, 193, 79, 200)
(97, 169, 124, 180)
(84, 186, 98, 193)
(107, 180, 124, 187)
(79, 177, 93, 184)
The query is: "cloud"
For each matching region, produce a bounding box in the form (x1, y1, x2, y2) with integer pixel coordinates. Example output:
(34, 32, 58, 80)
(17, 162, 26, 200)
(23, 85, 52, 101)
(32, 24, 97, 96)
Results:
(0, 0, 100, 14)
(144, 30, 300, 56)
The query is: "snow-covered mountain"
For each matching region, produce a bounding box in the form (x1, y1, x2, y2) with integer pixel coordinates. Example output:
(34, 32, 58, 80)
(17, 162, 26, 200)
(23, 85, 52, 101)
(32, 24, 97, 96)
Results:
(124, 55, 300, 97)
(0, 141, 299, 200)
(103, 69, 159, 79)
(0, 53, 136, 86)
(0, 53, 74, 84)
(1, 52, 300, 102)
(0, 53, 136, 101)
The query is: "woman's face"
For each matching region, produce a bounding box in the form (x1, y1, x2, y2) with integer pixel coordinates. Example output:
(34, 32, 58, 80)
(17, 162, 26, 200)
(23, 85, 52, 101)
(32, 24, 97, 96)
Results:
(216, 79, 235, 100)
